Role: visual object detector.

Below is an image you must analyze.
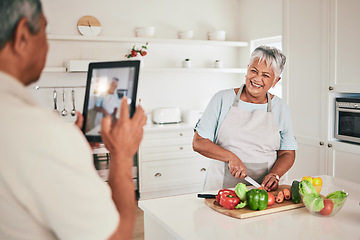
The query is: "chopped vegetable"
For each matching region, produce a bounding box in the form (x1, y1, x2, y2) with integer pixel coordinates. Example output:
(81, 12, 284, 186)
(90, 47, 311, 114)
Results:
(312, 177, 323, 193)
(283, 188, 291, 200)
(291, 180, 301, 204)
(246, 189, 268, 211)
(235, 201, 247, 209)
(234, 183, 248, 209)
(235, 183, 248, 201)
(320, 199, 334, 216)
(276, 190, 284, 203)
(302, 193, 324, 212)
(299, 180, 319, 196)
(301, 176, 323, 193)
(325, 190, 347, 208)
(218, 191, 240, 209)
(216, 189, 236, 203)
(267, 192, 275, 206)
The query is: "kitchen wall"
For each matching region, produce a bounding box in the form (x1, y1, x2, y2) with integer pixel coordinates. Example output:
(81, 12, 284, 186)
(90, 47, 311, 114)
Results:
(30, 0, 249, 122)
(237, 0, 283, 66)
(30, 0, 283, 123)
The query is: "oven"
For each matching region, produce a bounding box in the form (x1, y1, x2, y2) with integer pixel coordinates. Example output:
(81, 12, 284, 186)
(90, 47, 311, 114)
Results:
(335, 98, 360, 144)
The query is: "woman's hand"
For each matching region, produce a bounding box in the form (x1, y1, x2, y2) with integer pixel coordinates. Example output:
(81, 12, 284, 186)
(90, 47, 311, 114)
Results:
(228, 155, 247, 178)
(261, 173, 279, 191)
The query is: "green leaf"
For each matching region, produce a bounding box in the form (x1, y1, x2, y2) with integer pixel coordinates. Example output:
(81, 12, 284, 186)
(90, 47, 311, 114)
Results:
(235, 201, 247, 209)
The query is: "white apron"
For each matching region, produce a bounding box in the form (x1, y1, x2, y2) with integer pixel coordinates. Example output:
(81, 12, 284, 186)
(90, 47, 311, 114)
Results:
(95, 93, 119, 126)
(204, 84, 280, 191)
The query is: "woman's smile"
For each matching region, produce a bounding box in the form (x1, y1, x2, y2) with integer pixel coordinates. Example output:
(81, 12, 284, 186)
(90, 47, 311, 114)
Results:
(250, 80, 264, 88)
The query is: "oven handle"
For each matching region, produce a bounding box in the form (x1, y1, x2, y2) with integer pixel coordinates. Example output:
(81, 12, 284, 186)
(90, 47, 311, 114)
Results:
(336, 107, 360, 113)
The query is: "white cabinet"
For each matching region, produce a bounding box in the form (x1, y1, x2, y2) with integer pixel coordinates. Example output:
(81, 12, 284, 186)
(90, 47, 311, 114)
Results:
(138, 124, 209, 199)
(283, 0, 330, 179)
(328, 141, 360, 183)
(330, 0, 360, 92)
(283, 0, 360, 182)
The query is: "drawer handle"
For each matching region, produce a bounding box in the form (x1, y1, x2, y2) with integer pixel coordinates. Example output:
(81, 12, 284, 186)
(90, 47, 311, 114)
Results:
(200, 168, 207, 172)
(179, 146, 184, 150)
(179, 133, 183, 136)
(155, 173, 162, 177)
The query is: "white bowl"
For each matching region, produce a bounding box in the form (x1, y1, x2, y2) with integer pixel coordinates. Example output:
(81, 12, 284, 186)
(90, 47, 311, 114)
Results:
(178, 31, 194, 39)
(208, 31, 226, 41)
(135, 27, 155, 38)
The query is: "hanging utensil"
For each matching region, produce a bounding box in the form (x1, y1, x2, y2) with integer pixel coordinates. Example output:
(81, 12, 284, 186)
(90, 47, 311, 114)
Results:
(71, 89, 76, 116)
(61, 88, 68, 116)
(53, 89, 59, 113)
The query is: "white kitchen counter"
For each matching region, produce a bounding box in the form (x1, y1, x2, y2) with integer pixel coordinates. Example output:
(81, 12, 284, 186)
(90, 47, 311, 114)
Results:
(138, 175, 360, 240)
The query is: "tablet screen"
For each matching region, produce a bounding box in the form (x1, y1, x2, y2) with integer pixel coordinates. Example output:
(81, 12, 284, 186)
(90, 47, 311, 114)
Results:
(82, 60, 140, 142)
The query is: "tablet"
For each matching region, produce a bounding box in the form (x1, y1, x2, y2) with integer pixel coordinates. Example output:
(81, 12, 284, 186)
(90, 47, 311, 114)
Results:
(82, 60, 140, 142)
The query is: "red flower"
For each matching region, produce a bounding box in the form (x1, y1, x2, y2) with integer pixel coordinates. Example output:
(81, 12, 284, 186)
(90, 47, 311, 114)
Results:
(131, 50, 138, 57)
(125, 42, 149, 58)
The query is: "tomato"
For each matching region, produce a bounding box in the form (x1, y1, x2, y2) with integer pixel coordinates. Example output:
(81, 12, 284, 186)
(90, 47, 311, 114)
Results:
(267, 192, 275, 206)
(320, 199, 334, 216)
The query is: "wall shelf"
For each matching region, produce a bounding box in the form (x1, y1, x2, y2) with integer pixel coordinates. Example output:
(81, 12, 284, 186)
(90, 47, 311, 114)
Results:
(43, 67, 67, 73)
(142, 68, 247, 73)
(47, 34, 249, 47)
(43, 65, 247, 74)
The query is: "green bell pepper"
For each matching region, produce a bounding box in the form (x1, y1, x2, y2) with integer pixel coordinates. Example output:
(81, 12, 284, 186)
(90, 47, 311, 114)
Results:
(246, 189, 268, 210)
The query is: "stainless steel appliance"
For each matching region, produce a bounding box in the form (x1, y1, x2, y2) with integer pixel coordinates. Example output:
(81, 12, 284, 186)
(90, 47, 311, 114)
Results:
(335, 98, 360, 144)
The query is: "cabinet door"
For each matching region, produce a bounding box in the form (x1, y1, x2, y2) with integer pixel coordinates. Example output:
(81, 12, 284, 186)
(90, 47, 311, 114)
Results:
(328, 141, 360, 184)
(330, 0, 360, 91)
(283, 0, 330, 177)
(286, 138, 327, 180)
(140, 157, 209, 193)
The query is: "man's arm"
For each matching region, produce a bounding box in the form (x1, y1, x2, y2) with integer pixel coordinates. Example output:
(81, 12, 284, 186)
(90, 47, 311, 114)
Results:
(101, 97, 147, 240)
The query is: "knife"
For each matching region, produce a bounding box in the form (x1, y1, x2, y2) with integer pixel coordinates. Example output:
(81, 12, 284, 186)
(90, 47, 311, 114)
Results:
(244, 176, 261, 188)
(197, 194, 217, 199)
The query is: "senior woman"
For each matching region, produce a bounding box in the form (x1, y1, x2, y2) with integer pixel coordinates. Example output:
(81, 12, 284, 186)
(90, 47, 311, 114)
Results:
(193, 45, 297, 192)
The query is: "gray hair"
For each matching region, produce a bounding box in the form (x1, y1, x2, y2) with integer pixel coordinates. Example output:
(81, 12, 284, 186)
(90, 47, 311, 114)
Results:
(249, 45, 286, 78)
(0, 0, 42, 50)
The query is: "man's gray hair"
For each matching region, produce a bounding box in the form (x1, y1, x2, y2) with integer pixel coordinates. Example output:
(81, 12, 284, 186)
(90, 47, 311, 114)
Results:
(249, 45, 286, 78)
(0, 0, 42, 50)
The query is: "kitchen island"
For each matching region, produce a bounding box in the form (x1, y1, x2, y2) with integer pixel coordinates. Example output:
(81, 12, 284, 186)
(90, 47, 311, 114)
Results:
(138, 175, 360, 240)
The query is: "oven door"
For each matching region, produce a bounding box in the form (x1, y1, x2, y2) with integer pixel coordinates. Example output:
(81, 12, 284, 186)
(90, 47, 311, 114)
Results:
(335, 107, 360, 143)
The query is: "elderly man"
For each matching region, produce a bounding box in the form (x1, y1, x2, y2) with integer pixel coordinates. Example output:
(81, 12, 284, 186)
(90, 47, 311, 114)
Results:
(0, 0, 146, 239)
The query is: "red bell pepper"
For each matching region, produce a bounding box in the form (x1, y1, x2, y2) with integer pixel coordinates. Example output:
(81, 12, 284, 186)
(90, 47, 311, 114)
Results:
(216, 189, 240, 209)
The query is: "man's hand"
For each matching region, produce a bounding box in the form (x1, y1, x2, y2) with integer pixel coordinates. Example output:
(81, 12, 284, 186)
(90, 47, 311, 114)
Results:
(101, 97, 147, 158)
(102, 98, 147, 240)
(74, 111, 84, 130)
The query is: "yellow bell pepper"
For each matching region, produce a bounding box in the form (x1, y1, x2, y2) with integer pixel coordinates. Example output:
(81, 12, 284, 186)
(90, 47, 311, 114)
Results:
(301, 176, 322, 194)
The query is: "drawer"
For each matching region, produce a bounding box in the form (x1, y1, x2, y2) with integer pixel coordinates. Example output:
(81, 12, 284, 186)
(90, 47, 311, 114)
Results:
(141, 130, 194, 147)
(139, 157, 209, 192)
(139, 144, 197, 161)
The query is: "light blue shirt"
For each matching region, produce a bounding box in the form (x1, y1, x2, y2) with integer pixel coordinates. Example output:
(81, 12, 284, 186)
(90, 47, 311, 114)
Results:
(195, 88, 297, 150)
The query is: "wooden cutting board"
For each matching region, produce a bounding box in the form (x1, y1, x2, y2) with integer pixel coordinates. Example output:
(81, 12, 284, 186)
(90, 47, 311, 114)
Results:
(205, 185, 304, 219)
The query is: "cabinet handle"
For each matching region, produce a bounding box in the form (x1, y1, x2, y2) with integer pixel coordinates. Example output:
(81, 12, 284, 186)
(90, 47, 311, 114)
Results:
(329, 86, 334, 91)
(319, 142, 324, 146)
(155, 173, 162, 177)
(179, 146, 184, 150)
(200, 168, 207, 172)
(179, 133, 183, 136)
(328, 143, 332, 148)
